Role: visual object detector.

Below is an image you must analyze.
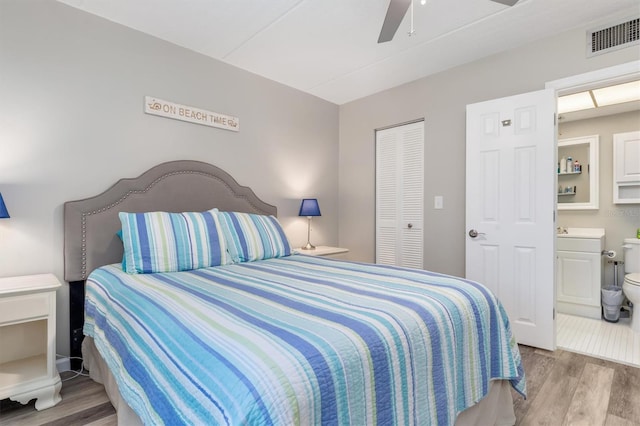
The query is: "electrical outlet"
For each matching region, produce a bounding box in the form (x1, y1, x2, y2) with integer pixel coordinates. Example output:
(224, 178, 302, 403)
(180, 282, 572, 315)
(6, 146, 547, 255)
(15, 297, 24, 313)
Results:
(71, 328, 84, 353)
(72, 328, 83, 342)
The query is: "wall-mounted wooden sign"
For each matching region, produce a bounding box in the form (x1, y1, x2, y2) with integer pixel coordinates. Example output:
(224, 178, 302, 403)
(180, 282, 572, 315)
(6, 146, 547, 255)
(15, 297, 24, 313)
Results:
(144, 96, 239, 132)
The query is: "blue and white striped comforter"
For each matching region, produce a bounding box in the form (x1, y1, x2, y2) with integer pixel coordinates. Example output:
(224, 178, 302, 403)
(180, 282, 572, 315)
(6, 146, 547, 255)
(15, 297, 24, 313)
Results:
(84, 255, 525, 425)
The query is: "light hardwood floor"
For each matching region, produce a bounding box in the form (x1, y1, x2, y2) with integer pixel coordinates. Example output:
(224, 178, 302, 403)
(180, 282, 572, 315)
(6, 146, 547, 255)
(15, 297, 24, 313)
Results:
(0, 371, 116, 426)
(513, 345, 640, 426)
(1, 345, 639, 425)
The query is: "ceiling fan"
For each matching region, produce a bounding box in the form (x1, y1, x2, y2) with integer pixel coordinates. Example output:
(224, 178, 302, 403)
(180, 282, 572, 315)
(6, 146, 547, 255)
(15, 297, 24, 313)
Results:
(378, 0, 520, 43)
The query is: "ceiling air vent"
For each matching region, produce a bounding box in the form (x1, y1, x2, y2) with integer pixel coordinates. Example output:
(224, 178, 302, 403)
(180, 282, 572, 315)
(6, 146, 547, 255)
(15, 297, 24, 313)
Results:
(587, 18, 639, 57)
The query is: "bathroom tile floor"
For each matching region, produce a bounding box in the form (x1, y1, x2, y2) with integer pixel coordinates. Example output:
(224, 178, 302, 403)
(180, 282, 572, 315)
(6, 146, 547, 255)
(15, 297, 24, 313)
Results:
(557, 313, 640, 367)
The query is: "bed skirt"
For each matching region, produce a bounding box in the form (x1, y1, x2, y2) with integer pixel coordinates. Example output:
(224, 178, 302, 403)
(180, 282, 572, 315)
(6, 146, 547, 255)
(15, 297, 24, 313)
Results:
(82, 337, 516, 426)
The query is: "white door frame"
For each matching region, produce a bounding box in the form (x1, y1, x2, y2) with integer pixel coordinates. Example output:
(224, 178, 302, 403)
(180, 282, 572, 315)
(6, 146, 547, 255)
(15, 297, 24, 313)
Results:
(546, 61, 640, 96)
(546, 60, 640, 343)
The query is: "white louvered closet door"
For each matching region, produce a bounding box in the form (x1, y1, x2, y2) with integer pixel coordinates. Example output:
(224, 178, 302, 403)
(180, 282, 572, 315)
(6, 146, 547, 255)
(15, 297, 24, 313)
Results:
(375, 121, 424, 269)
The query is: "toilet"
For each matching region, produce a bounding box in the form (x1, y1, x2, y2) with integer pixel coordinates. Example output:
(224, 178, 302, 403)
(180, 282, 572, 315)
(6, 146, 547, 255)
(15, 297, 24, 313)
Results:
(622, 238, 640, 333)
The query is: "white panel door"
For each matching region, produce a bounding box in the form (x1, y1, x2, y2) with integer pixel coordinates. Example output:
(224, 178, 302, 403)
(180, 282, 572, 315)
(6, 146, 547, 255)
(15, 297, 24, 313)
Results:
(376, 121, 424, 269)
(466, 90, 556, 350)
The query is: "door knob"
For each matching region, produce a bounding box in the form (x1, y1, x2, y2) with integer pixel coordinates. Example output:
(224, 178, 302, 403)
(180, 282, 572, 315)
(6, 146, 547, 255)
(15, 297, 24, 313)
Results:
(408, 223, 413, 229)
(468, 229, 485, 238)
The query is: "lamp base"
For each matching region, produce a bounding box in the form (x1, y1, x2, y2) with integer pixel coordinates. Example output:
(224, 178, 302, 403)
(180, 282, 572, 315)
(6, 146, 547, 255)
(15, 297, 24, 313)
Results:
(301, 242, 316, 250)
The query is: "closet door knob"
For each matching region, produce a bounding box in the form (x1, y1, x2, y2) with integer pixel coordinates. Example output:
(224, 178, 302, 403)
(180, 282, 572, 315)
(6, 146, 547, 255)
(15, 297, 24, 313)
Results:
(407, 223, 413, 229)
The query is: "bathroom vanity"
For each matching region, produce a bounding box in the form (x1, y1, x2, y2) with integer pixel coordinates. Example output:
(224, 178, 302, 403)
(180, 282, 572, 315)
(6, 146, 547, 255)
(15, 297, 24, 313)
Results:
(557, 228, 605, 319)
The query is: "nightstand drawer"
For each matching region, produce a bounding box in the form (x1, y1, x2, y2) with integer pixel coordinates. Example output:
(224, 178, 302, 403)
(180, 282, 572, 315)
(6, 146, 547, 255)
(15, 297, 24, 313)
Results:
(0, 293, 50, 325)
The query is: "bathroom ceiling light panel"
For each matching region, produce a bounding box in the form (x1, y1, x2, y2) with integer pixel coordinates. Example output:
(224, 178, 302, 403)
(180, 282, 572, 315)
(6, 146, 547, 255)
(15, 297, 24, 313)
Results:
(558, 91, 595, 114)
(558, 79, 640, 114)
(592, 80, 640, 107)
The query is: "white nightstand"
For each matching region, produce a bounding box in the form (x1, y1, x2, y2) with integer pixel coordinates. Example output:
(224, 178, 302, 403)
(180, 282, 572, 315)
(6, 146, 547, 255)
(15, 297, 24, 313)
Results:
(0, 274, 62, 410)
(296, 246, 349, 257)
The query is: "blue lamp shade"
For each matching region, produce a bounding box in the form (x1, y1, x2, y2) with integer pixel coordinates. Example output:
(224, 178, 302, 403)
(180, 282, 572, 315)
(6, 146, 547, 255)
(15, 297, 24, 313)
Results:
(0, 194, 10, 219)
(299, 198, 321, 217)
(0, 193, 9, 219)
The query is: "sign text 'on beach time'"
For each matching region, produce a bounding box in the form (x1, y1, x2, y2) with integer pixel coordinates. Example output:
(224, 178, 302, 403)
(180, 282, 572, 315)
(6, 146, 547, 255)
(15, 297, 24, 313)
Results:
(144, 96, 239, 132)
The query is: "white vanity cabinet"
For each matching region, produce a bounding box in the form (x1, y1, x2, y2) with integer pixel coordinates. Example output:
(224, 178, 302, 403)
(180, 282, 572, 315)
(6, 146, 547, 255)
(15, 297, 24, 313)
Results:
(557, 229, 605, 319)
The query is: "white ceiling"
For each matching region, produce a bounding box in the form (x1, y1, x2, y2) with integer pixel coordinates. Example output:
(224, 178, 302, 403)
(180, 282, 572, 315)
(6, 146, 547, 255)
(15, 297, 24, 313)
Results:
(57, 0, 639, 105)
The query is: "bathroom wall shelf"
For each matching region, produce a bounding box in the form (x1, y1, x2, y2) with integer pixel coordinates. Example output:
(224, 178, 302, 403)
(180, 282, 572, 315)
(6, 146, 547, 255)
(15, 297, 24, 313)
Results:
(558, 171, 582, 175)
(559, 186, 577, 196)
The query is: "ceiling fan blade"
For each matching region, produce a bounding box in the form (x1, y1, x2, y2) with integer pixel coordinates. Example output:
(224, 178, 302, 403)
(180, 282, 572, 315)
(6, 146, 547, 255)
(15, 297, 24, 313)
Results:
(378, 0, 411, 43)
(489, 0, 520, 6)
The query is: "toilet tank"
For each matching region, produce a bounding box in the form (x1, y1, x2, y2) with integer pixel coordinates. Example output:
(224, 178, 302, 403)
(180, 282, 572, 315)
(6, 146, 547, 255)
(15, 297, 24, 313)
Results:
(624, 238, 640, 274)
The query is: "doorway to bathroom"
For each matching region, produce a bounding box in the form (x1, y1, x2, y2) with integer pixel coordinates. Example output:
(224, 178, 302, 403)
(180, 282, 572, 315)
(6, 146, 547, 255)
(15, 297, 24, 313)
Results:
(464, 61, 639, 356)
(547, 61, 640, 367)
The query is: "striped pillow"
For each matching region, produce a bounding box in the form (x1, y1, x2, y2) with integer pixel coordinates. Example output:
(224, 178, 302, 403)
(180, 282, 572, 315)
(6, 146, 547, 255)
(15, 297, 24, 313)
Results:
(119, 209, 230, 274)
(216, 211, 292, 263)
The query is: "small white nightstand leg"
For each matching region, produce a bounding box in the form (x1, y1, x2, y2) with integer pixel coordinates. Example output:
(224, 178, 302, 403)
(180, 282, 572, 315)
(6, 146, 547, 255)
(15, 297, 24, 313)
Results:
(11, 377, 62, 410)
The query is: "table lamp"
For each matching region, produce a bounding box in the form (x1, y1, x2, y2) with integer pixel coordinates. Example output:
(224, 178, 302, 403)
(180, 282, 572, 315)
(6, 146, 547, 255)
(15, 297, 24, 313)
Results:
(299, 198, 321, 250)
(0, 193, 9, 219)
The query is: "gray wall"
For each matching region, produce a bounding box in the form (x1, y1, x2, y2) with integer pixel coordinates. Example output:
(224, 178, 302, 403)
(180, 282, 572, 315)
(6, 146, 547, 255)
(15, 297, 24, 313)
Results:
(338, 25, 639, 277)
(558, 111, 640, 287)
(0, 1, 339, 356)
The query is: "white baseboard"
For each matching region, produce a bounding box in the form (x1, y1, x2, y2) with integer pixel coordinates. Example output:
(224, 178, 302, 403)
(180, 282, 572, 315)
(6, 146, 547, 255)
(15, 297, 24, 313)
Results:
(56, 357, 71, 373)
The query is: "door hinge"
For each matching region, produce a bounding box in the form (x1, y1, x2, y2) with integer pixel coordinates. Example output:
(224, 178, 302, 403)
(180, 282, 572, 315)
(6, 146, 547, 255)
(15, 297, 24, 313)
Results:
(553, 308, 556, 320)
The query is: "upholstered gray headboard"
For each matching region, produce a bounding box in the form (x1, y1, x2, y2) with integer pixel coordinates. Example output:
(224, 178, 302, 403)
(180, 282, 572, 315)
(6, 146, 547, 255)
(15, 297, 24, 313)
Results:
(64, 160, 277, 282)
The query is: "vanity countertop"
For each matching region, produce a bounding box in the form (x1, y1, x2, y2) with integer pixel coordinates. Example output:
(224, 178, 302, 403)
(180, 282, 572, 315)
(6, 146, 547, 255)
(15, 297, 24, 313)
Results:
(557, 228, 605, 252)
(557, 227, 605, 239)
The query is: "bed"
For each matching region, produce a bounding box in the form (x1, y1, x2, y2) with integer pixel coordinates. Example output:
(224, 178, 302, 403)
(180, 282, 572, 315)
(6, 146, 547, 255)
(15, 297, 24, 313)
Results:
(64, 160, 525, 425)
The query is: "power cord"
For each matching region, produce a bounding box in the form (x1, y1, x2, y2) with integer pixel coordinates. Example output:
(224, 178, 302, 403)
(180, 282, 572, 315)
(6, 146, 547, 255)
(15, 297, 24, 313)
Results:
(56, 355, 90, 381)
